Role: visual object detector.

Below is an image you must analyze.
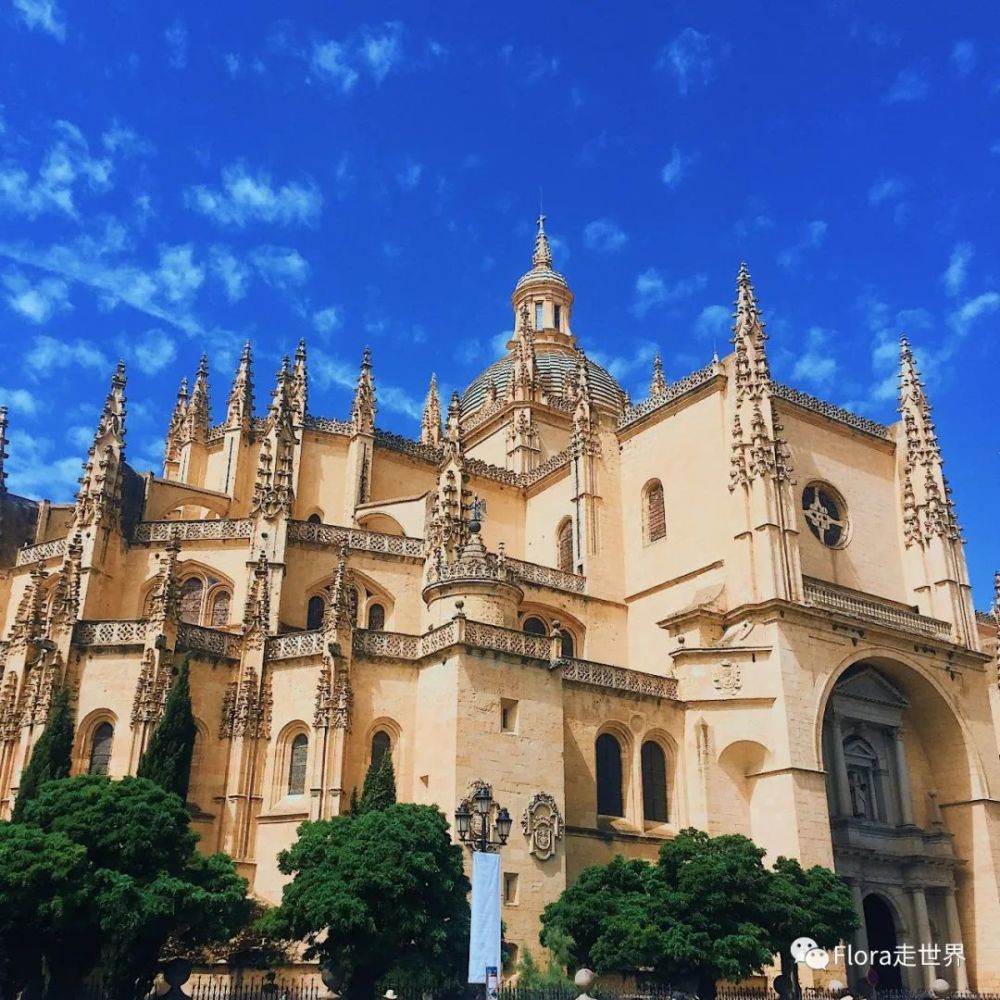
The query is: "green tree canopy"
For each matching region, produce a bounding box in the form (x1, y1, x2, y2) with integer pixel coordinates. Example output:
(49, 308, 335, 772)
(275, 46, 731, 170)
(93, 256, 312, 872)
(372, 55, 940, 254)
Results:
(11, 684, 74, 822)
(263, 803, 470, 1000)
(358, 751, 396, 813)
(542, 829, 853, 1000)
(19, 775, 250, 1000)
(137, 657, 197, 803)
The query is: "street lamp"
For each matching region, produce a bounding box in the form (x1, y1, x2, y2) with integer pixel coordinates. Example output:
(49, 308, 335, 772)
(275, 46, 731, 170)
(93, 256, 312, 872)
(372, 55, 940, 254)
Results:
(455, 782, 511, 853)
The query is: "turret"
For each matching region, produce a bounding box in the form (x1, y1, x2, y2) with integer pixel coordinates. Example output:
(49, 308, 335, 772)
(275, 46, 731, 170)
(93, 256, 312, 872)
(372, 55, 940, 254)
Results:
(510, 215, 575, 349)
(421, 374, 442, 447)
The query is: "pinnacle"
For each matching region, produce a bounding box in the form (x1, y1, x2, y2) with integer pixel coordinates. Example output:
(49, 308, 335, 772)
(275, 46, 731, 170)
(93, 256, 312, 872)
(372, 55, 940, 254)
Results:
(532, 213, 553, 269)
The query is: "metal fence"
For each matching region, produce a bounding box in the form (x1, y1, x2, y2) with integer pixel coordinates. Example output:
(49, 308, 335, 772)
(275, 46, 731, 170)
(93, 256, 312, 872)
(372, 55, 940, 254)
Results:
(78, 978, 322, 1000)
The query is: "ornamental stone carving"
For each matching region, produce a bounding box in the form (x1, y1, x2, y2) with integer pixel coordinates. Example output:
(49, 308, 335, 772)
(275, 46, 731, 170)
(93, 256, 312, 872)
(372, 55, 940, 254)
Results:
(712, 659, 742, 696)
(521, 792, 563, 861)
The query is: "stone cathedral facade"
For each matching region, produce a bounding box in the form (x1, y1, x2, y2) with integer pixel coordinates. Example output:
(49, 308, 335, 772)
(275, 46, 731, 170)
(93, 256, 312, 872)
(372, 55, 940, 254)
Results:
(0, 222, 998, 990)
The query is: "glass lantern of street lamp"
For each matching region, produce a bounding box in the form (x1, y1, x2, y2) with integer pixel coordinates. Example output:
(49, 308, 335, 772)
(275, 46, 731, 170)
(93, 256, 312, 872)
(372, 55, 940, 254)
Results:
(496, 806, 513, 843)
(473, 785, 493, 816)
(454, 803, 472, 838)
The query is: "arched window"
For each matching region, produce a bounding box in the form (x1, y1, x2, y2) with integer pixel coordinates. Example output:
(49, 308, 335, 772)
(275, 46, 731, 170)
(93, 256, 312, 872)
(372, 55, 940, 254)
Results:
(641, 741, 668, 822)
(287, 733, 308, 796)
(557, 519, 574, 574)
(522, 616, 547, 637)
(367, 603, 385, 631)
(307, 595, 325, 631)
(210, 589, 231, 627)
(307, 512, 322, 525)
(89, 722, 114, 776)
(371, 730, 391, 768)
(596, 733, 623, 817)
(645, 481, 666, 543)
(179, 577, 203, 624)
(559, 629, 575, 658)
(350, 587, 361, 626)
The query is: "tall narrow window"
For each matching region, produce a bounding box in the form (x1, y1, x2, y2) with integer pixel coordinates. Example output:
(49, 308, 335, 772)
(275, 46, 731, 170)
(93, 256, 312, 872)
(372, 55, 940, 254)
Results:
(307, 595, 325, 631)
(557, 519, 574, 574)
(367, 603, 385, 631)
(645, 481, 666, 542)
(559, 629, 575, 658)
(89, 722, 114, 776)
(596, 733, 623, 817)
(553, 304, 562, 331)
(210, 590, 231, 627)
(371, 730, 391, 768)
(179, 577, 203, 624)
(534, 301, 545, 330)
(641, 741, 668, 822)
(288, 733, 308, 796)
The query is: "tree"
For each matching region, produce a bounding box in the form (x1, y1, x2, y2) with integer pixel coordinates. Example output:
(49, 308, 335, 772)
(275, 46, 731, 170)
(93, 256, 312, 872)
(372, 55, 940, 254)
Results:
(766, 857, 858, 999)
(137, 657, 197, 802)
(358, 751, 396, 813)
(0, 822, 90, 998)
(19, 775, 250, 1000)
(263, 803, 470, 1000)
(11, 685, 74, 822)
(541, 829, 783, 1000)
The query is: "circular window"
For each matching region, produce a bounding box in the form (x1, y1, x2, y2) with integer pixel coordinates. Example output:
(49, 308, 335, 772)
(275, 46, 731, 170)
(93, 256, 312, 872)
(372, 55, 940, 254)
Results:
(801, 482, 849, 548)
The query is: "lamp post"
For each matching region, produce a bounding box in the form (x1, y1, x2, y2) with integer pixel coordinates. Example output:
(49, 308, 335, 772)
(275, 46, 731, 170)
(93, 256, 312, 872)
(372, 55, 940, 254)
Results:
(455, 782, 512, 853)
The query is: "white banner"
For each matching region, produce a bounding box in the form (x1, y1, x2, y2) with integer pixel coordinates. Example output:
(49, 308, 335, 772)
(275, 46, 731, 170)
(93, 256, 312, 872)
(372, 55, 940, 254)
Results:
(467, 850, 502, 983)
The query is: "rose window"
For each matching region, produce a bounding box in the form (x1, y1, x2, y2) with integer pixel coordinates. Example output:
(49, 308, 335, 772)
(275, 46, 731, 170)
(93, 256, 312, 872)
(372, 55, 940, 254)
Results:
(801, 483, 848, 548)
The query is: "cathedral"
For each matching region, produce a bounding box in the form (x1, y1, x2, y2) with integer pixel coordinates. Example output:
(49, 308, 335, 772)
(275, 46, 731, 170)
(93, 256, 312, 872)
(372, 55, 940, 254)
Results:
(0, 219, 998, 990)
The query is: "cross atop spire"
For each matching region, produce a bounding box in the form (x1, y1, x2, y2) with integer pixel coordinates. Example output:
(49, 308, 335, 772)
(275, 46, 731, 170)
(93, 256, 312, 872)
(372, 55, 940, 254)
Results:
(532, 213, 553, 270)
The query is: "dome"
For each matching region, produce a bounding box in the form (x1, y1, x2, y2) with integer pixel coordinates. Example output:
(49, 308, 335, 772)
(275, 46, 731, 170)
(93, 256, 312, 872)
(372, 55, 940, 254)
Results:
(461, 348, 625, 414)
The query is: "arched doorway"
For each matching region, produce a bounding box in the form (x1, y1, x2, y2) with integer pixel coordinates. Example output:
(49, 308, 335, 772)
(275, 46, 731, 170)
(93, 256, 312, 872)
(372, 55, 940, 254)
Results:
(863, 894, 902, 989)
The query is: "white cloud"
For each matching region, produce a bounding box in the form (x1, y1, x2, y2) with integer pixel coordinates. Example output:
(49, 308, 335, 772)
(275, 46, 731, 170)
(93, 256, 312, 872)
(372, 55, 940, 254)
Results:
(660, 146, 693, 188)
(310, 22, 404, 92)
(156, 245, 204, 303)
(101, 122, 154, 158)
(311, 347, 420, 420)
(883, 68, 929, 103)
(131, 329, 176, 374)
(632, 269, 707, 318)
(12, 0, 65, 41)
(250, 245, 310, 289)
(942, 243, 973, 297)
(224, 52, 241, 77)
(360, 22, 404, 83)
(777, 220, 827, 272)
(583, 219, 628, 253)
(0, 120, 111, 219)
(311, 40, 360, 93)
(951, 40, 977, 77)
(313, 306, 342, 334)
(165, 21, 188, 69)
(25, 334, 108, 376)
(868, 177, 905, 206)
(185, 163, 322, 227)
(792, 328, 837, 387)
(2, 270, 71, 323)
(948, 291, 1000, 336)
(210, 246, 251, 302)
(657, 28, 729, 95)
(0, 387, 39, 415)
(397, 161, 423, 191)
(694, 304, 731, 341)
(4, 427, 81, 501)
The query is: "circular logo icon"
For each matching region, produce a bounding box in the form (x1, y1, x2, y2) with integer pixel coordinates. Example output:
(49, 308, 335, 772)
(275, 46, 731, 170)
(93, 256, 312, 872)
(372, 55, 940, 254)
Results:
(791, 937, 819, 962)
(804, 946, 830, 970)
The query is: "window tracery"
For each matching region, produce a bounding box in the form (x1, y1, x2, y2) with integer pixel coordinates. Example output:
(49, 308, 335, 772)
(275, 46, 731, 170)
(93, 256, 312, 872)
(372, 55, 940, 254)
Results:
(802, 482, 849, 548)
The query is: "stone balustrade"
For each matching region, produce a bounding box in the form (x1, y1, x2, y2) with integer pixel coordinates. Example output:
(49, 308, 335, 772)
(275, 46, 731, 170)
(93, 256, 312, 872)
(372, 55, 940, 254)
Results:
(803, 578, 952, 640)
(132, 519, 254, 544)
(16, 537, 67, 566)
(507, 556, 586, 593)
(176, 622, 244, 659)
(352, 628, 423, 659)
(265, 629, 326, 661)
(772, 383, 892, 440)
(286, 520, 425, 557)
(560, 657, 679, 699)
(74, 619, 148, 646)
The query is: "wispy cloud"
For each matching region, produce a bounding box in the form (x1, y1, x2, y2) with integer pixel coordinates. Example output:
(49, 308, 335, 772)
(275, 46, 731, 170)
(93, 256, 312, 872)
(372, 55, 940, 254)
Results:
(661, 146, 694, 188)
(396, 161, 423, 191)
(883, 68, 929, 103)
(250, 245, 310, 290)
(311, 348, 421, 420)
(868, 177, 905, 206)
(777, 220, 827, 272)
(583, 219, 628, 253)
(657, 28, 729, 95)
(359, 22, 404, 82)
(311, 22, 404, 92)
(4, 427, 82, 500)
(165, 20, 188, 69)
(951, 40, 977, 77)
(2, 270, 72, 323)
(942, 243, 973, 297)
(948, 291, 999, 337)
(209, 246, 251, 302)
(499, 45, 560, 84)
(12, 0, 65, 41)
(633, 269, 707, 318)
(131, 329, 177, 374)
(25, 334, 108, 376)
(791, 327, 837, 387)
(185, 163, 323, 227)
(0, 120, 111, 219)
(0, 387, 40, 415)
(313, 306, 342, 334)
(694, 304, 731, 343)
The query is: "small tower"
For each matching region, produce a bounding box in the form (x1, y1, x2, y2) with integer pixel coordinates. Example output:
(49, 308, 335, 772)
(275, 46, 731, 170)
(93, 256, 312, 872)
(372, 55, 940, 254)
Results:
(510, 215, 576, 350)
(421, 375, 442, 447)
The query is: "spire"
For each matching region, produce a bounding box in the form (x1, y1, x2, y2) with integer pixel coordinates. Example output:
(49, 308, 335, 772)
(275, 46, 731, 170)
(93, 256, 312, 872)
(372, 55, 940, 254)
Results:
(572, 348, 594, 454)
(49, 533, 83, 630)
(242, 548, 271, 648)
(291, 338, 308, 423)
(0, 405, 8, 494)
(163, 376, 188, 470)
(446, 390, 463, 447)
(731, 262, 771, 398)
(350, 348, 377, 435)
(226, 342, 254, 432)
(532, 213, 553, 269)
(250, 359, 296, 520)
(145, 535, 181, 632)
(650, 353, 668, 397)
(184, 354, 210, 442)
(421, 374, 442, 447)
(898, 337, 959, 545)
(323, 545, 355, 637)
(75, 362, 127, 528)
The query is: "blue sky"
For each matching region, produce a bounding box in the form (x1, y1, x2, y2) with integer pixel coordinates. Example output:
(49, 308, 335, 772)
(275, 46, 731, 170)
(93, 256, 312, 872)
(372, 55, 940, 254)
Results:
(0, 1, 997, 604)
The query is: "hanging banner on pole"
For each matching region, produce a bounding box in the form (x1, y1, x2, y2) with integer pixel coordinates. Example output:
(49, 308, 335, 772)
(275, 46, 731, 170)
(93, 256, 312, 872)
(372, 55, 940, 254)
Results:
(467, 851, 502, 984)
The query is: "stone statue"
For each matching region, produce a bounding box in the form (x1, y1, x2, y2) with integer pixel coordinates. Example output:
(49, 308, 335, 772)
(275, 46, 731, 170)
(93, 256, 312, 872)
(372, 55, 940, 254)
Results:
(848, 769, 869, 818)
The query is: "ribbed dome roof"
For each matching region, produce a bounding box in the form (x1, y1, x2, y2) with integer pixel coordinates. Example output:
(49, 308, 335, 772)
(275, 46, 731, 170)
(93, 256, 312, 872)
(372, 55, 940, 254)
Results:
(461, 349, 625, 414)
